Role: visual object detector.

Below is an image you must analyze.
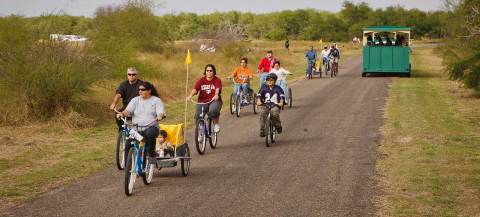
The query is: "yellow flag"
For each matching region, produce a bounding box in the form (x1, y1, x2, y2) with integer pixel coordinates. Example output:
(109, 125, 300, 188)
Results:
(185, 49, 192, 65)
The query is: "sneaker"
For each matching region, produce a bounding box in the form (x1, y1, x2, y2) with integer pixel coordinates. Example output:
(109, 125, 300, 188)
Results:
(213, 124, 220, 133)
(276, 126, 282, 134)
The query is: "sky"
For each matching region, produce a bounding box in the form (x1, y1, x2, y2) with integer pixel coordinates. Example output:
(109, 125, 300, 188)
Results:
(0, 0, 446, 17)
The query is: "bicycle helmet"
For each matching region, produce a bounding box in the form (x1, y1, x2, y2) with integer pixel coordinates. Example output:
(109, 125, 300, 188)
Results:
(266, 73, 278, 81)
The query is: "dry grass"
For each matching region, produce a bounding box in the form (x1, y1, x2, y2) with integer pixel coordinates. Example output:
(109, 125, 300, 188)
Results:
(377, 46, 480, 217)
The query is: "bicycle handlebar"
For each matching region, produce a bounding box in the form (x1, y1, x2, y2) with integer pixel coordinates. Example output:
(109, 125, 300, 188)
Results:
(190, 98, 215, 105)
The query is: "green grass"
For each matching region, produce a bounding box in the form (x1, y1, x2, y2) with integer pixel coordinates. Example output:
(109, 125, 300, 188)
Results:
(377, 47, 480, 217)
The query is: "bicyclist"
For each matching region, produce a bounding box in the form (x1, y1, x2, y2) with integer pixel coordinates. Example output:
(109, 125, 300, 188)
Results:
(270, 61, 291, 104)
(187, 64, 222, 133)
(230, 57, 253, 104)
(305, 46, 317, 78)
(120, 82, 165, 157)
(110, 67, 144, 131)
(257, 50, 277, 87)
(329, 45, 340, 73)
(321, 46, 330, 71)
(256, 73, 284, 137)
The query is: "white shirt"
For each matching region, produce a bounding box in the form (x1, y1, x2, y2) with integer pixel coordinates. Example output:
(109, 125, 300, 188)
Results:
(321, 49, 330, 59)
(270, 68, 291, 82)
(126, 96, 165, 128)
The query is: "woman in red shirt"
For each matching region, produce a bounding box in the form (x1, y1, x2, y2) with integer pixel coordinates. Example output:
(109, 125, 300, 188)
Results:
(187, 64, 223, 133)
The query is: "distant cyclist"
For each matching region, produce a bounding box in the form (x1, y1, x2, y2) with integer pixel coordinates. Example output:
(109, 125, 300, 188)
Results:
(230, 57, 253, 103)
(269, 61, 291, 104)
(321, 46, 330, 72)
(257, 73, 284, 137)
(305, 46, 317, 78)
(187, 64, 223, 133)
(257, 50, 277, 87)
(329, 45, 340, 75)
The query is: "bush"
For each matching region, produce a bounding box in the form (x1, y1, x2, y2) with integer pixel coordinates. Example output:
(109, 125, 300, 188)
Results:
(0, 16, 107, 124)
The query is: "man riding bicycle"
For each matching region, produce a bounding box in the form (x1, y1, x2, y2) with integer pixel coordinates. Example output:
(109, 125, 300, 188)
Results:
(187, 64, 222, 133)
(110, 67, 144, 131)
(329, 45, 340, 74)
(257, 50, 277, 87)
(305, 46, 317, 78)
(230, 57, 253, 104)
(257, 73, 284, 137)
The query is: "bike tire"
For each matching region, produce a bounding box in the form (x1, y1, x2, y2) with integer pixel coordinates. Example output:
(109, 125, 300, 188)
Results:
(181, 146, 191, 176)
(116, 131, 126, 170)
(265, 115, 271, 147)
(142, 152, 154, 185)
(195, 119, 206, 155)
(208, 118, 218, 149)
(253, 95, 258, 114)
(235, 94, 241, 117)
(229, 93, 235, 115)
(288, 88, 293, 108)
(124, 147, 136, 196)
(271, 123, 276, 143)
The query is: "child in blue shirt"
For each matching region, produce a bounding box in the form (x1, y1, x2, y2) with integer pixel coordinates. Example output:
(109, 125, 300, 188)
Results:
(256, 73, 285, 137)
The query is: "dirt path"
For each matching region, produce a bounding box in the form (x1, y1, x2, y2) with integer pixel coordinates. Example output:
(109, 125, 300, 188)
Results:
(2, 56, 391, 217)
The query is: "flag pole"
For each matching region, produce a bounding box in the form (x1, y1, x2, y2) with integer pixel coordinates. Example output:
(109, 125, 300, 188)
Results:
(184, 49, 191, 140)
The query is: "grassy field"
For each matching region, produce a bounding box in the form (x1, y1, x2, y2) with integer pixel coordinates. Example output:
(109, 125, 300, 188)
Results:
(377, 47, 480, 216)
(0, 41, 360, 210)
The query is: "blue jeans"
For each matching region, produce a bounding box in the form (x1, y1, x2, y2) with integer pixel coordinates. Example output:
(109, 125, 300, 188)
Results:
(306, 60, 315, 75)
(276, 80, 289, 102)
(233, 83, 250, 96)
(259, 73, 269, 87)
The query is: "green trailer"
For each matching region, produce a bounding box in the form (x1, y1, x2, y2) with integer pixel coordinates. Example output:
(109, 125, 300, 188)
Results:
(362, 26, 411, 77)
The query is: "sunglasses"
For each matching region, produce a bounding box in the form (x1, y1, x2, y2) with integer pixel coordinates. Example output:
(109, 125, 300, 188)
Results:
(139, 88, 148, 91)
(206, 69, 213, 72)
(128, 74, 137, 76)
(266, 79, 275, 81)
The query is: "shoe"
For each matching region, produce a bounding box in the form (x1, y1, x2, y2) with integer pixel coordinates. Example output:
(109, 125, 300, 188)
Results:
(213, 124, 220, 133)
(277, 126, 282, 134)
(260, 131, 266, 137)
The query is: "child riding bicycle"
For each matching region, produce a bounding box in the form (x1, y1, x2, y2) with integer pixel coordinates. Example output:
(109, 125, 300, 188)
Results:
(270, 61, 291, 104)
(230, 57, 253, 104)
(256, 73, 285, 137)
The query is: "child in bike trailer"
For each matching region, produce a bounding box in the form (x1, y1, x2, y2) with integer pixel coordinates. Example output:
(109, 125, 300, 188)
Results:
(256, 73, 285, 137)
(269, 61, 291, 103)
(156, 130, 174, 158)
(230, 57, 253, 104)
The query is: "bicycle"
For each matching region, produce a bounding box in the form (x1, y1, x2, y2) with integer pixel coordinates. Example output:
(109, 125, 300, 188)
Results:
(331, 58, 338, 77)
(115, 115, 128, 170)
(115, 115, 156, 196)
(191, 99, 218, 155)
(306, 60, 315, 80)
(260, 103, 281, 147)
(322, 57, 331, 77)
(229, 79, 257, 117)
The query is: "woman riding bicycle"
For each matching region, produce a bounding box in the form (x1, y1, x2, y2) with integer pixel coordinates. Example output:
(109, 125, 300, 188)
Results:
(269, 61, 291, 104)
(230, 57, 253, 104)
(187, 64, 223, 133)
(257, 73, 284, 137)
(120, 82, 165, 157)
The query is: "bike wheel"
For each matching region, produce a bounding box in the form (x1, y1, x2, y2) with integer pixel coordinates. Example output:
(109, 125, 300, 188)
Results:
(265, 115, 271, 147)
(235, 94, 241, 117)
(229, 93, 235, 115)
(195, 119, 206, 155)
(271, 123, 276, 143)
(181, 146, 191, 176)
(142, 152, 154, 185)
(116, 131, 126, 170)
(208, 118, 218, 149)
(253, 95, 258, 114)
(124, 148, 136, 196)
(288, 88, 293, 108)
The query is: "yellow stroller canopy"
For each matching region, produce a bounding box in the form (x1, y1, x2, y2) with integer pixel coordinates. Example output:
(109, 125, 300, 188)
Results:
(159, 124, 185, 147)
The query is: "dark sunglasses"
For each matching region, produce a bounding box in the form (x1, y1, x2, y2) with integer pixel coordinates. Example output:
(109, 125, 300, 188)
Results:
(139, 88, 148, 91)
(128, 74, 137, 76)
(206, 69, 213, 72)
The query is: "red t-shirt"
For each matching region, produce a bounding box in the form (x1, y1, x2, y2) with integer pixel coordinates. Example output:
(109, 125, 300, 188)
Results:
(194, 76, 222, 103)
